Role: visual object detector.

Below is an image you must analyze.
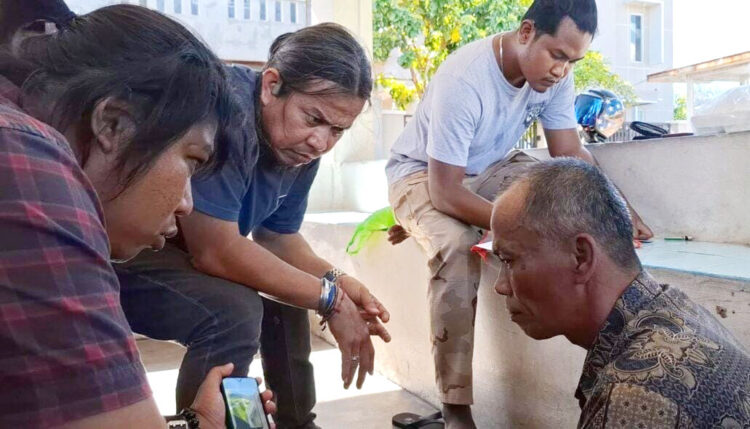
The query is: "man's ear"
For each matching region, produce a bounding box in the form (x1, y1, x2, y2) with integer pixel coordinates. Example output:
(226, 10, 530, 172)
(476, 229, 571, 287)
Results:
(260, 68, 283, 106)
(89, 97, 137, 156)
(573, 233, 597, 283)
(518, 19, 536, 45)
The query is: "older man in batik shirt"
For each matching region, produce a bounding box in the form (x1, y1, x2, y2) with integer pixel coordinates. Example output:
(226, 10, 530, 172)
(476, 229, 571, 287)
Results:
(489, 158, 749, 428)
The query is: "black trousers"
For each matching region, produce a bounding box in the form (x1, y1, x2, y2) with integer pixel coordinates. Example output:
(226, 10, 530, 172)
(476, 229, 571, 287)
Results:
(116, 243, 317, 428)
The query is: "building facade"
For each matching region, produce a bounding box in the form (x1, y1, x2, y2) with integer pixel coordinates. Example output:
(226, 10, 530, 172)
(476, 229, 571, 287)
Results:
(66, 0, 310, 63)
(592, 0, 675, 123)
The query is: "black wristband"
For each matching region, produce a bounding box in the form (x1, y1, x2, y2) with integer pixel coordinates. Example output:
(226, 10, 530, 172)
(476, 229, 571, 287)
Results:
(165, 407, 200, 429)
(180, 407, 200, 429)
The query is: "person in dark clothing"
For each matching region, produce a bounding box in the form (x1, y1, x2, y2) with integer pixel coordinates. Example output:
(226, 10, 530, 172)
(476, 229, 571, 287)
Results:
(116, 23, 391, 429)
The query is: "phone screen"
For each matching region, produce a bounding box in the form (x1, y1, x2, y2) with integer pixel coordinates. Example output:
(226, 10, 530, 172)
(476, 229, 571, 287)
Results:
(221, 377, 270, 429)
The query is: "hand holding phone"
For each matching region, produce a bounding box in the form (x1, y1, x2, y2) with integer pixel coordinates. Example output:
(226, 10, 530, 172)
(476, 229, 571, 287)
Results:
(220, 377, 272, 429)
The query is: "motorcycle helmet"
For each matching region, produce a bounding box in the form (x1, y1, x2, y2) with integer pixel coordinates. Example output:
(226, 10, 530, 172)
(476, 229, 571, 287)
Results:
(575, 89, 625, 142)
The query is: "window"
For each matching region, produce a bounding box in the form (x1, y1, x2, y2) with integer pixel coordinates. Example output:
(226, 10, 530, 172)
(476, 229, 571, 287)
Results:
(191, 0, 198, 15)
(156, 0, 165, 11)
(139, 0, 147, 5)
(174, 0, 181, 13)
(274, 1, 281, 22)
(243, 0, 250, 19)
(289, 1, 297, 23)
(228, 0, 235, 18)
(630, 14, 643, 62)
(259, 0, 267, 20)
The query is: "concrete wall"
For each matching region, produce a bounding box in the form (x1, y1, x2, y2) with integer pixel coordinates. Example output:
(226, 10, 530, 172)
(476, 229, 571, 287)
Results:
(311, 131, 750, 246)
(302, 219, 750, 428)
(305, 0, 378, 212)
(584, 132, 750, 246)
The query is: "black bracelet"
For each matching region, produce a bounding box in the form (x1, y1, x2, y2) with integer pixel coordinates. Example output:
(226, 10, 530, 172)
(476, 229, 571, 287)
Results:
(180, 407, 200, 429)
(165, 407, 200, 429)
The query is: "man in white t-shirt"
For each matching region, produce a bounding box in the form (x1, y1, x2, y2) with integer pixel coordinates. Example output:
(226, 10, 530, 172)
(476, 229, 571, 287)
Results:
(386, 1, 652, 427)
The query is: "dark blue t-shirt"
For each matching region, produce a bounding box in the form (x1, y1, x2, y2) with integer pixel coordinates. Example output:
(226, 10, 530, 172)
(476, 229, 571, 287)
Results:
(192, 65, 320, 236)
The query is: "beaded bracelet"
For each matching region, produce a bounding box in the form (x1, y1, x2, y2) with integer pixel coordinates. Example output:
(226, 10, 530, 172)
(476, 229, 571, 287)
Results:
(319, 287, 346, 331)
(180, 407, 200, 429)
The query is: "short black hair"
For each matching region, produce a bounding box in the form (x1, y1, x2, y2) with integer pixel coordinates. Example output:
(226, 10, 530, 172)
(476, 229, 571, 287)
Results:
(523, 0, 598, 38)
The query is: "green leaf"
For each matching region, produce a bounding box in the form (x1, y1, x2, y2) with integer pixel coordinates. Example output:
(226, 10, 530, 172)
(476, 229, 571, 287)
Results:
(374, 0, 529, 109)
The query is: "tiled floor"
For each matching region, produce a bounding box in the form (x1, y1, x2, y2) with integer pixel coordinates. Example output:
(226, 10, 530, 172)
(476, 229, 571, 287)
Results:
(636, 239, 750, 281)
(139, 336, 437, 428)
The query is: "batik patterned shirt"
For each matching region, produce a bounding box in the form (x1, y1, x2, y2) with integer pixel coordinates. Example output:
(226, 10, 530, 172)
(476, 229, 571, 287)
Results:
(576, 271, 750, 428)
(0, 76, 151, 426)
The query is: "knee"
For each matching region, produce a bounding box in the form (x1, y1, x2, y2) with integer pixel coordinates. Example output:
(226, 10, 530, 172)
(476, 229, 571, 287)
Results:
(221, 289, 263, 328)
(431, 227, 482, 265)
(201, 286, 263, 345)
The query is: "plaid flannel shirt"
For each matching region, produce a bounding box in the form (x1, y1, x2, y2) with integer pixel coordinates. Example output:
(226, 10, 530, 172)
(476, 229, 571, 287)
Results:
(0, 76, 151, 427)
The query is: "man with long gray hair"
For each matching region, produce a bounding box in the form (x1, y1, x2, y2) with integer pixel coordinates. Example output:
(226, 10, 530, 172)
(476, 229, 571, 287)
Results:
(489, 158, 749, 427)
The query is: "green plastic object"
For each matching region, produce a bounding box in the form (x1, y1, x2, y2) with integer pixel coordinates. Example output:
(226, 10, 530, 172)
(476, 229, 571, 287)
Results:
(346, 207, 398, 255)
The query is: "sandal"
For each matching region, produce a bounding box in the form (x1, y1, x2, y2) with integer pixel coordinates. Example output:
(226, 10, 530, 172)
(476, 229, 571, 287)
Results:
(392, 411, 444, 428)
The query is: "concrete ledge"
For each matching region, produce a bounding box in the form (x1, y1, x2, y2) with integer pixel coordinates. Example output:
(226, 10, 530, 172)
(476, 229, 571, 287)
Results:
(638, 239, 750, 282)
(302, 214, 750, 428)
(308, 131, 750, 245)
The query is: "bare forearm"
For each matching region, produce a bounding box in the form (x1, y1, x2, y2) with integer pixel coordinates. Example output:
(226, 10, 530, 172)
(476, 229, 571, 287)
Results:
(549, 140, 596, 164)
(432, 184, 493, 230)
(253, 230, 332, 277)
(192, 235, 320, 309)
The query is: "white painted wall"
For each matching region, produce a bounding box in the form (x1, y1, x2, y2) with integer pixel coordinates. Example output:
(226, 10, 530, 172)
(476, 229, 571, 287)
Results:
(305, 0, 379, 212)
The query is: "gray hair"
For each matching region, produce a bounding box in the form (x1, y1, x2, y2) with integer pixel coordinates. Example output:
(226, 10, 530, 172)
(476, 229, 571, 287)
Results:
(510, 158, 641, 270)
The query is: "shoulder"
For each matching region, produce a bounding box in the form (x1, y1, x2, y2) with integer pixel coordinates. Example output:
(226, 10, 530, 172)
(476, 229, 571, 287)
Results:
(434, 36, 494, 85)
(0, 106, 102, 221)
(226, 64, 259, 105)
(0, 102, 74, 158)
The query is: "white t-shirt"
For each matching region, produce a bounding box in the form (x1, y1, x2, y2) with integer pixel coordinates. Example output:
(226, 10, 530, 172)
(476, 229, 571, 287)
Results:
(386, 35, 577, 184)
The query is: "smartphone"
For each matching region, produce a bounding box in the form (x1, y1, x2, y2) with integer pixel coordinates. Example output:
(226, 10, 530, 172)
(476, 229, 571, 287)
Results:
(220, 377, 271, 429)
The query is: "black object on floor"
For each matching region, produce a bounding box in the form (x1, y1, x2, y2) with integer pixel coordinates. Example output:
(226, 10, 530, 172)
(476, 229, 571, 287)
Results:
(392, 411, 444, 428)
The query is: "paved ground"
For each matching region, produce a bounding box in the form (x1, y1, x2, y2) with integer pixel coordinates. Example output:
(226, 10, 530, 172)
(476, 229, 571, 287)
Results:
(139, 335, 437, 428)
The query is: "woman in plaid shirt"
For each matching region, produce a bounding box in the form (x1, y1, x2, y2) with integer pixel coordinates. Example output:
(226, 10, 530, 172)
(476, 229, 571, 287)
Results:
(0, 3, 274, 428)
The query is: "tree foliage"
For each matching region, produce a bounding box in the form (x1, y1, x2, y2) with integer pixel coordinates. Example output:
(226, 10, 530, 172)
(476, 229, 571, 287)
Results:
(573, 51, 638, 105)
(673, 95, 687, 120)
(374, 0, 638, 110)
(374, 0, 532, 109)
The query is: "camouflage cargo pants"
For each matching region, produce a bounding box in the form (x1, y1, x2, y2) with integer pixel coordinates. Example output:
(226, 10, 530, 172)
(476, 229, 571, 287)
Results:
(388, 151, 537, 405)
